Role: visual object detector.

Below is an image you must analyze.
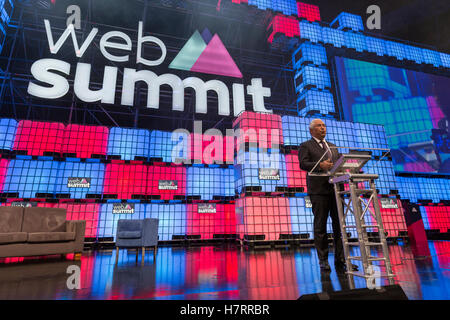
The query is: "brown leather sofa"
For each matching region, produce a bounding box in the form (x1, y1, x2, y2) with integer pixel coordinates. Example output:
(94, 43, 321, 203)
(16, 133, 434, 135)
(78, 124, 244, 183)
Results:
(0, 207, 86, 259)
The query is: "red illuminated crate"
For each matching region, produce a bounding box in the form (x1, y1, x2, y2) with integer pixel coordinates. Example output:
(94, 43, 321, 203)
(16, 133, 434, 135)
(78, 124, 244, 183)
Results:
(56, 203, 100, 238)
(62, 124, 108, 158)
(190, 133, 234, 164)
(187, 203, 236, 239)
(433, 241, 450, 268)
(0, 159, 9, 193)
(366, 199, 407, 237)
(425, 206, 450, 233)
(236, 197, 291, 241)
(233, 111, 283, 150)
(104, 164, 148, 199)
(268, 15, 300, 43)
(297, 2, 321, 22)
(147, 165, 186, 200)
(13, 120, 64, 156)
(231, 0, 248, 3)
(285, 150, 307, 191)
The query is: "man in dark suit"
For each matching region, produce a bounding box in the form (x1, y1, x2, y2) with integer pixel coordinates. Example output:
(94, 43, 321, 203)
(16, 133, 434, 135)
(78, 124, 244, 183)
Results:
(298, 119, 357, 273)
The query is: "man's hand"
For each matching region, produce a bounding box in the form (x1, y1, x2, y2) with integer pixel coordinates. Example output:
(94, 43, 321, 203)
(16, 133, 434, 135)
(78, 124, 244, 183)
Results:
(320, 160, 334, 171)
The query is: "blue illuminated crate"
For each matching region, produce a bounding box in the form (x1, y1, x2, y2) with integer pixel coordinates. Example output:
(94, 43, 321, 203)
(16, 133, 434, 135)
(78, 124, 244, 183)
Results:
(288, 197, 359, 238)
(331, 12, 364, 32)
(248, 0, 271, 11)
(385, 40, 406, 61)
(186, 167, 223, 200)
(97, 203, 148, 240)
(146, 203, 187, 241)
(395, 176, 419, 202)
(3, 159, 59, 198)
(234, 151, 288, 193)
(272, 0, 297, 16)
(404, 44, 424, 64)
(322, 27, 345, 48)
(248, 0, 298, 16)
(294, 65, 331, 94)
(107, 127, 150, 160)
(297, 89, 335, 115)
(363, 160, 397, 195)
(326, 120, 356, 151)
(344, 31, 366, 52)
(365, 36, 386, 57)
(222, 167, 235, 197)
(422, 48, 442, 67)
(293, 42, 327, 68)
(55, 162, 105, 199)
(440, 52, 450, 69)
(282, 116, 357, 148)
(299, 20, 322, 43)
(149, 130, 188, 163)
(415, 177, 450, 203)
(354, 122, 388, 156)
(281, 115, 310, 146)
(288, 197, 313, 235)
(0, 118, 18, 151)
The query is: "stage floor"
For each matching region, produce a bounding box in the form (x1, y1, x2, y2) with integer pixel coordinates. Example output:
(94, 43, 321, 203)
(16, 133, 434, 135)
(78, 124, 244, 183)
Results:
(0, 240, 448, 300)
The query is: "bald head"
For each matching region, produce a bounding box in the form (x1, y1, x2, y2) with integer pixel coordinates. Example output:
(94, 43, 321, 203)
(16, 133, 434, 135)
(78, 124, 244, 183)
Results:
(309, 119, 327, 140)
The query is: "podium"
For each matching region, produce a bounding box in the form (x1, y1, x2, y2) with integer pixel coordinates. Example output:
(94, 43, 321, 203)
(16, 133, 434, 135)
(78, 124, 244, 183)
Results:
(312, 151, 396, 290)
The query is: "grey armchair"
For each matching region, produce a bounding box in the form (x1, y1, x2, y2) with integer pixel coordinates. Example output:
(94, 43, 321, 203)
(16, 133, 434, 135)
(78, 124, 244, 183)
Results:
(115, 218, 159, 265)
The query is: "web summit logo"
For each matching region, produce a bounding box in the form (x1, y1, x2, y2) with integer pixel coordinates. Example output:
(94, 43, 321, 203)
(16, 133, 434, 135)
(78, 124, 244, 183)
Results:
(28, 20, 272, 116)
(169, 29, 242, 78)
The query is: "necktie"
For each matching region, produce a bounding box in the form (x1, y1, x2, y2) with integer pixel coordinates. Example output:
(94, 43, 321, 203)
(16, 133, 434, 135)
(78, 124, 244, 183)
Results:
(320, 140, 332, 160)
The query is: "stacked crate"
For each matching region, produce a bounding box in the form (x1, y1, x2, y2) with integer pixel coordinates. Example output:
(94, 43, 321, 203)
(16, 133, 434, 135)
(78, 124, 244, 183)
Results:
(0, 115, 444, 244)
(292, 40, 335, 117)
(265, 2, 321, 51)
(233, 112, 292, 242)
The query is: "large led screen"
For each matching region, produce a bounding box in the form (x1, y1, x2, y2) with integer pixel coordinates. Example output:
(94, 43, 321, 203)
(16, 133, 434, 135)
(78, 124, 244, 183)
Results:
(335, 57, 450, 174)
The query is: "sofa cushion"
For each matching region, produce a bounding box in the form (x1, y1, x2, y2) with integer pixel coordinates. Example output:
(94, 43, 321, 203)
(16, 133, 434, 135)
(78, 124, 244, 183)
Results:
(0, 207, 24, 233)
(22, 208, 67, 233)
(117, 231, 142, 239)
(0, 232, 27, 244)
(27, 232, 76, 243)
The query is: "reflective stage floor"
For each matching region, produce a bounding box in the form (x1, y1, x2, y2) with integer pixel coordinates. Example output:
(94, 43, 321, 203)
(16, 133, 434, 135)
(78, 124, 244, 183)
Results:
(0, 240, 448, 300)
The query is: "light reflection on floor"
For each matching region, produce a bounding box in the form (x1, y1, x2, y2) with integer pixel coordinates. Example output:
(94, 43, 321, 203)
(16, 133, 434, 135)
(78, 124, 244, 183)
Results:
(0, 241, 448, 300)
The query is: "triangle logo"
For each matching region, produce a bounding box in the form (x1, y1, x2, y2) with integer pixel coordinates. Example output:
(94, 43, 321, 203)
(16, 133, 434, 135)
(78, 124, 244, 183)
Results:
(170, 30, 242, 78)
(169, 30, 207, 71)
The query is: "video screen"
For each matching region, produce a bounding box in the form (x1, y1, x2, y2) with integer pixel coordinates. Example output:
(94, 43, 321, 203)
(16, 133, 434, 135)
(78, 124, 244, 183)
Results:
(335, 57, 450, 174)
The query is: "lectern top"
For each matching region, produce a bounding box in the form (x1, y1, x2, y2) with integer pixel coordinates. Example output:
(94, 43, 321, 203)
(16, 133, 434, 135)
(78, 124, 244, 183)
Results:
(329, 154, 372, 176)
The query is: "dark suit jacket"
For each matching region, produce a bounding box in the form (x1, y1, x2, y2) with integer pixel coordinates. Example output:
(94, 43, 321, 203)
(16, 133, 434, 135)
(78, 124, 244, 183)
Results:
(298, 138, 341, 195)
